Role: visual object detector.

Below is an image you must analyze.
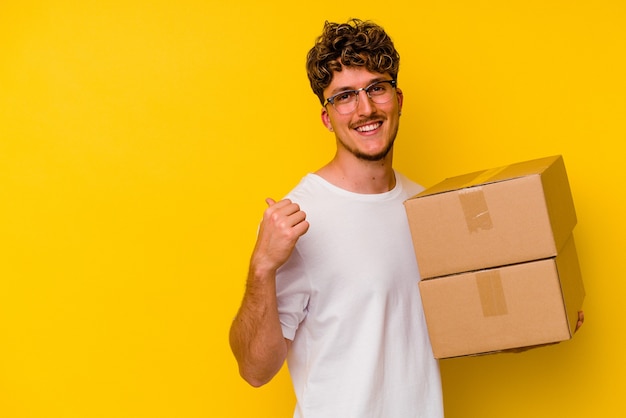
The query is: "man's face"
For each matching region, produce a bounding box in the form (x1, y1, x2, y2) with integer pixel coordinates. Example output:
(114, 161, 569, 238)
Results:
(321, 67, 403, 162)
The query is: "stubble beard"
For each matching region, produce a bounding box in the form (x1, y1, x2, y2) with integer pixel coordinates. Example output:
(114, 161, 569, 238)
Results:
(339, 124, 399, 162)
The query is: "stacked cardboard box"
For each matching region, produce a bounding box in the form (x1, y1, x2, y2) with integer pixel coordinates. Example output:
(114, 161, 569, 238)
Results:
(404, 155, 585, 359)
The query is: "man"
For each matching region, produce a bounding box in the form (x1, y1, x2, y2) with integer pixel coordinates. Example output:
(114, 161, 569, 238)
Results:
(229, 18, 444, 417)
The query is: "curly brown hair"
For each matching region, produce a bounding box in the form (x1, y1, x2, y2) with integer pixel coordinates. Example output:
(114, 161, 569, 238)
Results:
(306, 19, 400, 105)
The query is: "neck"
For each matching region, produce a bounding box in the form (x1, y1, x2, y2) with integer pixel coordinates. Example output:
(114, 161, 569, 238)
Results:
(315, 151, 396, 194)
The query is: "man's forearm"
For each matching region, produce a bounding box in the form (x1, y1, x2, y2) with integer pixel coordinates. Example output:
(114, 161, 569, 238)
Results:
(229, 266, 289, 387)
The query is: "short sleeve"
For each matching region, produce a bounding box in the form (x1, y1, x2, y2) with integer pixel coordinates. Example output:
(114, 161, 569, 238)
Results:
(275, 247, 310, 341)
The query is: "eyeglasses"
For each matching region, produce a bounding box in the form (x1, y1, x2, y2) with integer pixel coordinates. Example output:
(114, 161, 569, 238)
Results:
(323, 80, 397, 115)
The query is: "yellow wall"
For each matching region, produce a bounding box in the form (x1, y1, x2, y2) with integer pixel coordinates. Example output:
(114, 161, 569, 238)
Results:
(1, 1, 624, 417)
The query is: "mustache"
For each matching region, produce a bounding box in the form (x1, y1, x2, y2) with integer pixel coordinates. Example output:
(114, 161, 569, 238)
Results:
(349, 116, 386, 130)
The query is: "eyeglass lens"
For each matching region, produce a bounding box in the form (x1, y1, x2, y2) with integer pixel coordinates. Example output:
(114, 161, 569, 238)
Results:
(330, 81, 395, 114)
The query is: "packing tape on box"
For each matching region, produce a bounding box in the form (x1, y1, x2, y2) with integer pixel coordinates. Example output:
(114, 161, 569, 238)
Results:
(458, 187, 493, 232)
(476, 270, 508, 317)
(459, 165, 510, 189)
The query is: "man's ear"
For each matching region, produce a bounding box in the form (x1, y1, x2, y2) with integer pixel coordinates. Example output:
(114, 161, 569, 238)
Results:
(321, 108, 333, 132)
(396, 88, 404, 113)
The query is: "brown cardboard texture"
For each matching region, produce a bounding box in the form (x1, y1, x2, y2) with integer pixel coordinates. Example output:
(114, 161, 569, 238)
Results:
(404, 155, 577, 279)
(419, 236, 585, 359)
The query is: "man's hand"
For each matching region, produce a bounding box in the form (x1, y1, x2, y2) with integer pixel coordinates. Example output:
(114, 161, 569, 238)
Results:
(575, 310, 585, 332)
(250, 198, 309, 275)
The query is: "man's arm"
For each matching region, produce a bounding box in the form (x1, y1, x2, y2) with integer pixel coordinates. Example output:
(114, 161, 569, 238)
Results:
(229, 198, 308, 387)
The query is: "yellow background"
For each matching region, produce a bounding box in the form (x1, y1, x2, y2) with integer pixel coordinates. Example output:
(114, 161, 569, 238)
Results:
(1, 1, 624, 417)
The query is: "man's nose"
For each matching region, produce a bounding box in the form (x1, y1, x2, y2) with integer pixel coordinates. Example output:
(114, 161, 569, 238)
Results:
(355, 90, 375, 115)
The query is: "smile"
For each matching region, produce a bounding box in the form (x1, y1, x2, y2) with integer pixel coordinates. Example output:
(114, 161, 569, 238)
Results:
(355, 121, 382, 132)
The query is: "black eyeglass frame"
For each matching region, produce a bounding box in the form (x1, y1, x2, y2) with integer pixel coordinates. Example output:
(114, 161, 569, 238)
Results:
(323, 79, 398, 113)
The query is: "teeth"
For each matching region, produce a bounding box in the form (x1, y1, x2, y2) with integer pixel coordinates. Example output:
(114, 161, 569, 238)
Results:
(356, 122, 380, 132)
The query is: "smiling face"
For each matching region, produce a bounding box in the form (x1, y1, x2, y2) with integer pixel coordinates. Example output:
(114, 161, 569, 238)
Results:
(321, 67, 403, 162)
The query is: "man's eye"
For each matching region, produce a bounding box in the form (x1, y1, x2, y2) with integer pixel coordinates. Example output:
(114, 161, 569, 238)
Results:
(369, 85, 387, 95)
(334, 92, 355, 103)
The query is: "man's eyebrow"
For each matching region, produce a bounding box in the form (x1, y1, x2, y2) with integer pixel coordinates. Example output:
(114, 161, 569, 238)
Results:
(328, 86, 357, 96)
(328, 77, 388, 96)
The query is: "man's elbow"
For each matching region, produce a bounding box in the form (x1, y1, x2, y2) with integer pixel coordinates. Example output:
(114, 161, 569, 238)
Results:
(230, 348, 282, 387)
(239, 365, 276, 388)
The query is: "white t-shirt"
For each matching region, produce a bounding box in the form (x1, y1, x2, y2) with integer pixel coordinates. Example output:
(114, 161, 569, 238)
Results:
(276, 172, 443, 418)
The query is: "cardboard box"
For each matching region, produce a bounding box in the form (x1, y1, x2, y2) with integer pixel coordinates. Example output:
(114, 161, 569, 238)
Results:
(419, 236, 585, 359)
(404, 155, 577, 279)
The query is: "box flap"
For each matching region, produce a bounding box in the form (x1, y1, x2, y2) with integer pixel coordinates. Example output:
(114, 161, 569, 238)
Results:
(413, 155, 563, 198)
